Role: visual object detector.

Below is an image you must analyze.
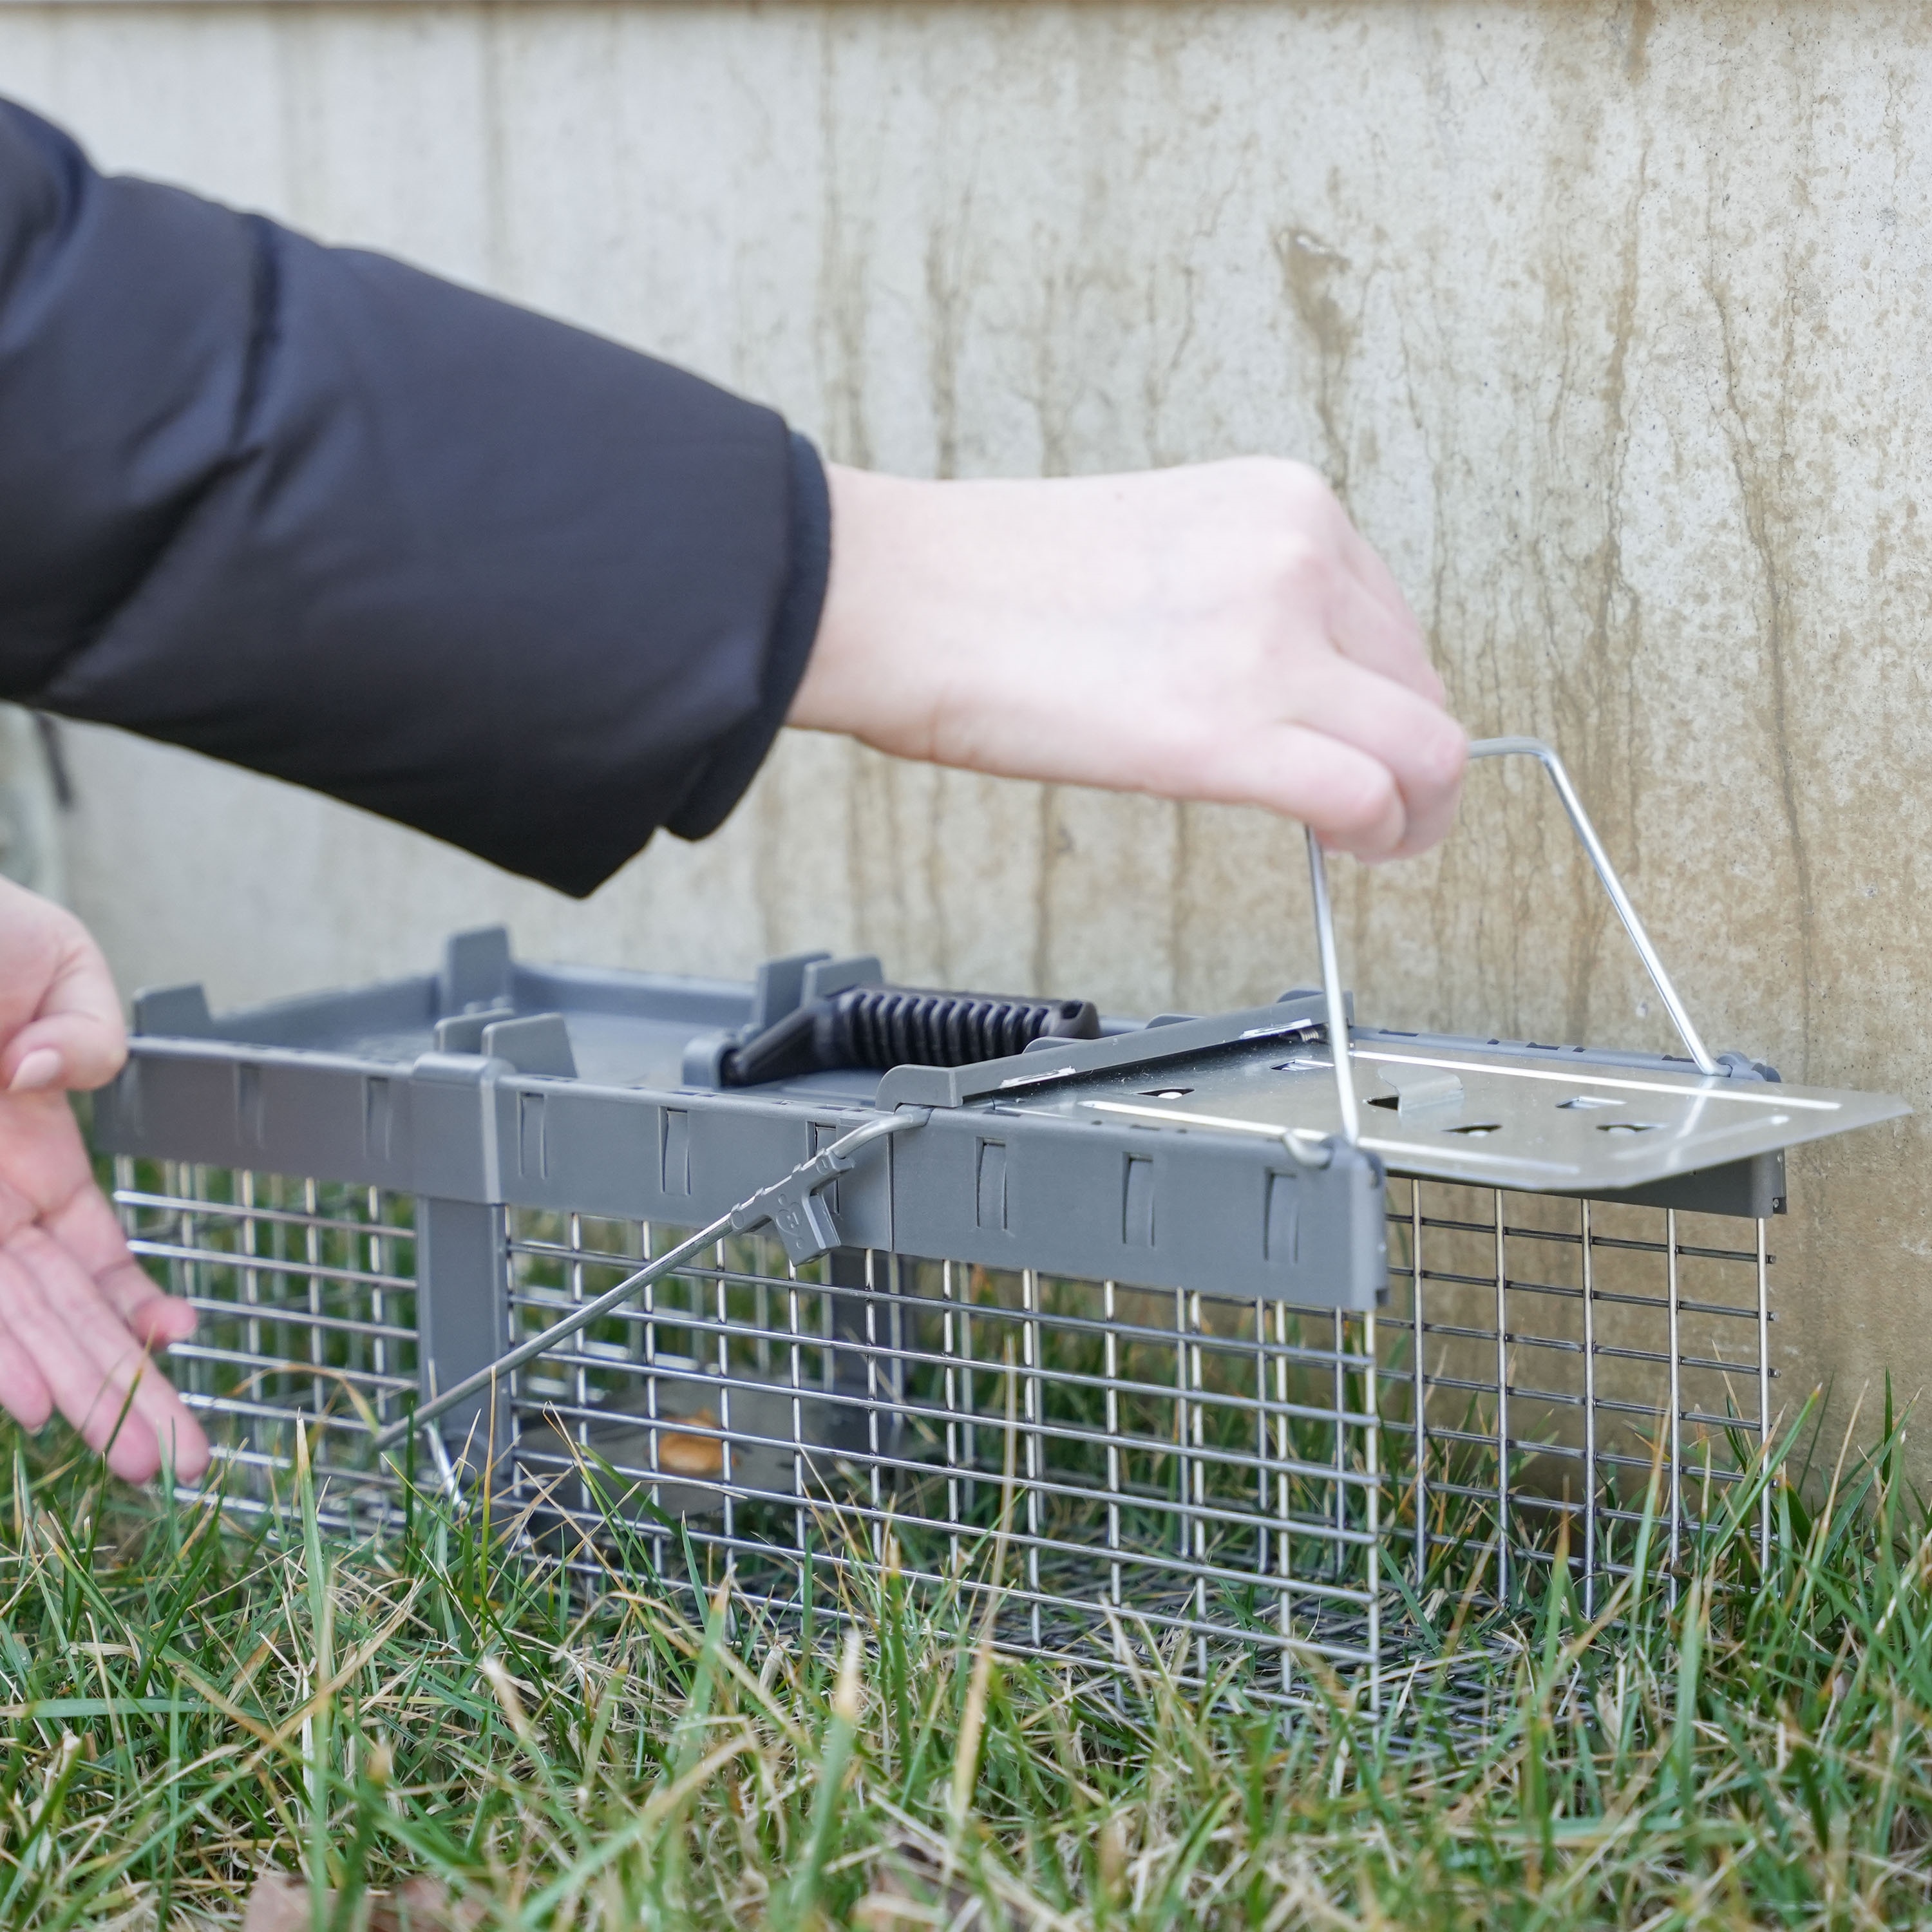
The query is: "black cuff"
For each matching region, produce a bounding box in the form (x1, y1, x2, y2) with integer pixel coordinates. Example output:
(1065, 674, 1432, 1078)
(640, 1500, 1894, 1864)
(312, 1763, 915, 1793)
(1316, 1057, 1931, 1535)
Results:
(666, 431, 831, 841)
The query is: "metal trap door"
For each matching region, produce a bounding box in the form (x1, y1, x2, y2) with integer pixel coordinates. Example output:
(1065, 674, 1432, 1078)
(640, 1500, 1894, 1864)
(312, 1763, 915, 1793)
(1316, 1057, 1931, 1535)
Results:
(1074, 1034, 1904, 1195)
(1387, 1177, 1775, 1619)
(111, 1157, 416, 1527)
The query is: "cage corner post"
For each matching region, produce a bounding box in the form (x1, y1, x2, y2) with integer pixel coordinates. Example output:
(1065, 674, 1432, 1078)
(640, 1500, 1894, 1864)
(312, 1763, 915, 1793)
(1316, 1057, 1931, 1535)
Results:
(409, 1050, 515, 1486)
(414, 1196, 514, 1484)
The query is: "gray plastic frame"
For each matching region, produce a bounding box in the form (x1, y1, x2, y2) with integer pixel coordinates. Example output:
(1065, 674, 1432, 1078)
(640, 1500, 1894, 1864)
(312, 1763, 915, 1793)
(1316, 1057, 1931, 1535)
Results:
(97, 926, 1788, 1454)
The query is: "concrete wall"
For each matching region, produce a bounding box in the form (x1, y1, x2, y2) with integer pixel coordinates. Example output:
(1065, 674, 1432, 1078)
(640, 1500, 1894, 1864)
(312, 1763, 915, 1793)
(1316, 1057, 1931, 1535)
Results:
(3, 2, 1927, 1431)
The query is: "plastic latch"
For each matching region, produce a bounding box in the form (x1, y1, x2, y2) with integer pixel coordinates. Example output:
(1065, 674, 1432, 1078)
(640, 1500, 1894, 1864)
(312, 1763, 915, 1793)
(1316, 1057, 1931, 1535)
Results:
(439, 926, 513, 1015)
(730, 1110, 931, 1264)
(768, 1189, 844, 1264)
(730, 1137, 866, 1262)
(480, 1013, 576, 1078)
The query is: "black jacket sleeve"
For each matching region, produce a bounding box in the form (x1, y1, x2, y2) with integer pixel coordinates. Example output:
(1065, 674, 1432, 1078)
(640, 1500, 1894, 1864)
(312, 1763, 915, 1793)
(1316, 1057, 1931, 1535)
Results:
(0, 101, 829, 897)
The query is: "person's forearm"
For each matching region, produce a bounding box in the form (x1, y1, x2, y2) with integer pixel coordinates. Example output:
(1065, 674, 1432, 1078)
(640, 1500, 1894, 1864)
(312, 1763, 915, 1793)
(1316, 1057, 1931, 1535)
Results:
(0, 92, 1461, 902)
(791, 460, 1465, 860)
(0, 99, 825, 899)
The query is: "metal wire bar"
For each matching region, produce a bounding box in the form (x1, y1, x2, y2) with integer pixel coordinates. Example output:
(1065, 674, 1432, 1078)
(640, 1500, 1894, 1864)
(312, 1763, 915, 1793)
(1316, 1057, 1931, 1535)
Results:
(1400, 1267, 1765, 1326)
(1398, 1211, 1765, 1269)
(1410, 1182, 1426, 1593)
(1757, 1217, 1773, 1573)
(1494, 1189, 1511, 1602)
(538, 1492, 1385, 1614)
(789, 1251, 808, 1578)
(506, 1271, 1379, 1384)
(1189, 1287, 1210, 1680)
(1106, 1279, 1124, 1608)
(506, 1294, 1379, 1443)
(1023, 1268, 1043, 1649)
(119, 1190, 419, 1244)
(1667, 1208, 1683, 1586)
(1464, 737, 1718, 1072)
(1273, 1298, 1294, 1698)
(1303, 826, 1361, 1145)
(513, 1413, 1383, 1544)
(1364, 1310, 1381, 1712)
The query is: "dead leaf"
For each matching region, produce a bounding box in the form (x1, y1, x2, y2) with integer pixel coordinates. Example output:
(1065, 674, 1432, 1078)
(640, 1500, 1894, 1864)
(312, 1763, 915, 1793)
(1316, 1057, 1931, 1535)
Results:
(243, 1869, 484, 1932)
(658, 1408, 724, 1478)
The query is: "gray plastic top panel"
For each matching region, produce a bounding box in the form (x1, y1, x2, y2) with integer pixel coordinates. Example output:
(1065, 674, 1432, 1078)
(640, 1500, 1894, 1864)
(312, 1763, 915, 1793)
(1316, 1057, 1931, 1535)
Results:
(102, 927, 1908, 1293)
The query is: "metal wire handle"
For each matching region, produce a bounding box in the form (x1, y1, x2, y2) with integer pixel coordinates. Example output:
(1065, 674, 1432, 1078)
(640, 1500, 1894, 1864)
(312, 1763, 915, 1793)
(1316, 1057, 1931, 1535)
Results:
(1306, 735, 1719, 1144)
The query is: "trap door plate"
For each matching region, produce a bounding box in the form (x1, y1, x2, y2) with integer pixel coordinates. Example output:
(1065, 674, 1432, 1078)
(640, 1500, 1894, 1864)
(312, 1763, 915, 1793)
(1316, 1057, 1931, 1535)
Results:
(1009, 1036, 1909, 1194)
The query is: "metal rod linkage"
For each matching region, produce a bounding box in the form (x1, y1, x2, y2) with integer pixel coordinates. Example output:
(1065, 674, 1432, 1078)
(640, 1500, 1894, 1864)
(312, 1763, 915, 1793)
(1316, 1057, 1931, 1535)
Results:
(371, 1112, 925, 1455)
(1304, 827, 1361, 1146)
(1495, 1189, 1511, 1603)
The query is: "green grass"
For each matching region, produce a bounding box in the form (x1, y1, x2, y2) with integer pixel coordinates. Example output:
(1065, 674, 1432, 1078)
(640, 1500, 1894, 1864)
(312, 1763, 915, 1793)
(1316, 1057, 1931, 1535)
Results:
(0, 1397, 1927, 1929)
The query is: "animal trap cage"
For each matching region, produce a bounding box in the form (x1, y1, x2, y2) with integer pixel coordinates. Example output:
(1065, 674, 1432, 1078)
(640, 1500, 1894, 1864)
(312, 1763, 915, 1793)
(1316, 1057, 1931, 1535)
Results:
(99, 742, 1906, 1697)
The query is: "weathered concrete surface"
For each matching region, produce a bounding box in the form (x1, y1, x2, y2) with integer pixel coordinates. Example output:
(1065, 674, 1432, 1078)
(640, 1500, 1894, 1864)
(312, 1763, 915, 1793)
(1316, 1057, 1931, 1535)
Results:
(3, 2, 1928, 1436)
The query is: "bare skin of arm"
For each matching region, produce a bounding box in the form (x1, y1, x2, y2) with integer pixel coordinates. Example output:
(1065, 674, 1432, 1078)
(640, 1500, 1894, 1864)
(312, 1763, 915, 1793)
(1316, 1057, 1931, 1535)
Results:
(791, 459, 1466, 859)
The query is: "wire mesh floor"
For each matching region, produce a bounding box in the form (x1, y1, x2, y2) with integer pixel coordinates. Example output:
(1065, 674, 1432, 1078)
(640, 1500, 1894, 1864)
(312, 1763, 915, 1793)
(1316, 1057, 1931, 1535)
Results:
(114, 1159, 1774, 1697)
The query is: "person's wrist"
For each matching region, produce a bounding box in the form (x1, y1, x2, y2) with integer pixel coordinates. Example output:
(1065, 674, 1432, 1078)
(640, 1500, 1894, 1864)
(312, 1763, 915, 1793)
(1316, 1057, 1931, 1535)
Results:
(786, 457, 1466, 860)
(786, 463, 945, 756)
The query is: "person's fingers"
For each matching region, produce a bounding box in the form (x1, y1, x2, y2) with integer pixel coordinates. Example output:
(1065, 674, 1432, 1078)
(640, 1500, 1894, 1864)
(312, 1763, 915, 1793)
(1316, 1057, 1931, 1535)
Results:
(5, 1018, 122, 1094)
(1387, 732, 1467, 858)
(0, 1228, 208, 1482)
(8, 1048, 61, 1093)
(37, 1168, 137, 1274)
(99, 1257, 198, 1350)
(1289, 656, 1466, 859)
(0, 1302, 53, 1434)
(1321, 564, 1447, 710)
(0, 1242, 155, 1476)
(1276, 658, 1468, 856)
(18, 1228, 205, 1478)
(1329, 506, 1439, 670)
(1209, 724, 1408, 858)
(0, 883, 127, 1092)
(43, 1184, 196, 1349)
(1278, 476, 1445, 709)
(1, 1007, 126, 1094)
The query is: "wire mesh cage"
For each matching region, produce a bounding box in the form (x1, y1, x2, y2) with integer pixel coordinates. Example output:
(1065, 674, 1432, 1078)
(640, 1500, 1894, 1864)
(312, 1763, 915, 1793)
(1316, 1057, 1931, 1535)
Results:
(112, 1157, 1777, 1701)
(97, 741, 1895, 1703)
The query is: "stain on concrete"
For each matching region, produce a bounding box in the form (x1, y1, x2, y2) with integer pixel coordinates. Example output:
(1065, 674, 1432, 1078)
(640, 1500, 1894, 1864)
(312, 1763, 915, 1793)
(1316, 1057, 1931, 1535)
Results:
(1275, 223, 1358, 497)
(1622, 0, 1656, 84)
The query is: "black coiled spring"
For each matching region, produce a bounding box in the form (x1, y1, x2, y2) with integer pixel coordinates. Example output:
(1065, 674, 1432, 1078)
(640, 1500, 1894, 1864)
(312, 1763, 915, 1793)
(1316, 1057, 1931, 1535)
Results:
(719, 985, 1099, 1087)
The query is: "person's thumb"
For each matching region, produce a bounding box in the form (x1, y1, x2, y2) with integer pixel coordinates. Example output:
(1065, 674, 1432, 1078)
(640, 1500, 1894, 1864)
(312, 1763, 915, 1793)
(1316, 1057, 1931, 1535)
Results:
(0, 942, 127, 1093)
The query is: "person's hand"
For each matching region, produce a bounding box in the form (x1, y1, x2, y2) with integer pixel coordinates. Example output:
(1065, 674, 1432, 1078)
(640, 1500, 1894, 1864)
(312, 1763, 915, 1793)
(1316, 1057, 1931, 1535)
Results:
(0, 878, 207, 1482)
(791, 459, 1466, 860)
